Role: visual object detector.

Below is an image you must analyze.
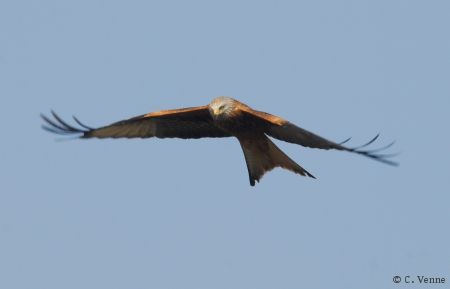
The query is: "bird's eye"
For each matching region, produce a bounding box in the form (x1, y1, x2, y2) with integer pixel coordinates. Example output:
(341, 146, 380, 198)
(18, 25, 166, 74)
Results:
(219, 105, 225, 111)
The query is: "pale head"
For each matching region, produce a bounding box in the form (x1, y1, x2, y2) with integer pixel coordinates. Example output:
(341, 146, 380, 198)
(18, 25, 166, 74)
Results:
(208, 96, 237, 119)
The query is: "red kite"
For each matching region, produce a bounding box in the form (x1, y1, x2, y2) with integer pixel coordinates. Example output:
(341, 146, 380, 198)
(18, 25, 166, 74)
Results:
(41, 97, 397, 186)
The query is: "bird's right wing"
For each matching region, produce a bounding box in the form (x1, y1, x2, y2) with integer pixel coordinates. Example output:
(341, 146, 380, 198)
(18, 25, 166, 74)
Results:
(41, 106, 230, 139)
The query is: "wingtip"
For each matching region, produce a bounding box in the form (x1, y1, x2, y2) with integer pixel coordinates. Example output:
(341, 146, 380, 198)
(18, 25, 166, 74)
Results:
(40, 110, 91, 136)
(72, 115, 94, 130)
(338, 137, 352, 145)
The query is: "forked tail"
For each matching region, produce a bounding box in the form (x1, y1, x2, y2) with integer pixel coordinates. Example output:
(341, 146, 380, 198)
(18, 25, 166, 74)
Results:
(238, 134, 315, 186)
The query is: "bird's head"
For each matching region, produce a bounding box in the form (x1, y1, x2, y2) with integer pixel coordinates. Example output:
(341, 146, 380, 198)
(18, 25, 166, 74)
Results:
(208, 97, 237, 119)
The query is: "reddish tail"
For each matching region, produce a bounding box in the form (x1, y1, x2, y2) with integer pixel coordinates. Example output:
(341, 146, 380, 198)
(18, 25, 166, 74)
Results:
(238, 135, 315, 186)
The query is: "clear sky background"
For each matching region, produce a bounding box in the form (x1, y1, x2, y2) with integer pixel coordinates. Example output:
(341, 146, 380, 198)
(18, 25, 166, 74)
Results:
(1, 1, 449, 288)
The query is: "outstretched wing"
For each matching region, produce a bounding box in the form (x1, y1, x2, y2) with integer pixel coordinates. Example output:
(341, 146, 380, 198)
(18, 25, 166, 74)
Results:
(239, 106, 398, 166)
(41, 106, 230, 139)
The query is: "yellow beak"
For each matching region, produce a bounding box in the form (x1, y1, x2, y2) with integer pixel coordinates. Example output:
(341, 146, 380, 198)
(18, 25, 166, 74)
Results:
(213, 108, 219, 115)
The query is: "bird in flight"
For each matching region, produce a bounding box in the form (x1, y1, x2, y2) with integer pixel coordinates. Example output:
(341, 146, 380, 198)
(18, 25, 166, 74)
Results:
(41, 97, 397, 186)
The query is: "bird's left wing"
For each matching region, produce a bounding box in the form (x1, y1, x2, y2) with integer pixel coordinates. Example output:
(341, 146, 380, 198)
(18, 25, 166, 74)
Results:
(41, 106, 230, 139)
(239, 106, 398, 166)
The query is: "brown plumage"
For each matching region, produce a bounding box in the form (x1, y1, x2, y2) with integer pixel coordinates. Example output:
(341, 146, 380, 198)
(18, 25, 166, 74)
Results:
(41, 96, 398, 186)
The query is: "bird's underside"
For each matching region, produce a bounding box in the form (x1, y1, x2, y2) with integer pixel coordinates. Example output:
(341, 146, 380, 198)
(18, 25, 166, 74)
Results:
(41, 96, 398, 186)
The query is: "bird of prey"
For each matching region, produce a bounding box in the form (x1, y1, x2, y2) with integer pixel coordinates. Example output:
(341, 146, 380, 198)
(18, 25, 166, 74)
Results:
(41, 97, 397, 186)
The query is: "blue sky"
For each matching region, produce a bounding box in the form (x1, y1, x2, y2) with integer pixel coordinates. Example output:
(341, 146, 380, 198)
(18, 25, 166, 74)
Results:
(1, 1, 449, 288)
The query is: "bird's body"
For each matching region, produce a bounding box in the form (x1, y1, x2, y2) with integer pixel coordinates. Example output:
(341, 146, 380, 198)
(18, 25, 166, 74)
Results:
(42, 96, 397, 186)
(208, 97, 258, 135)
